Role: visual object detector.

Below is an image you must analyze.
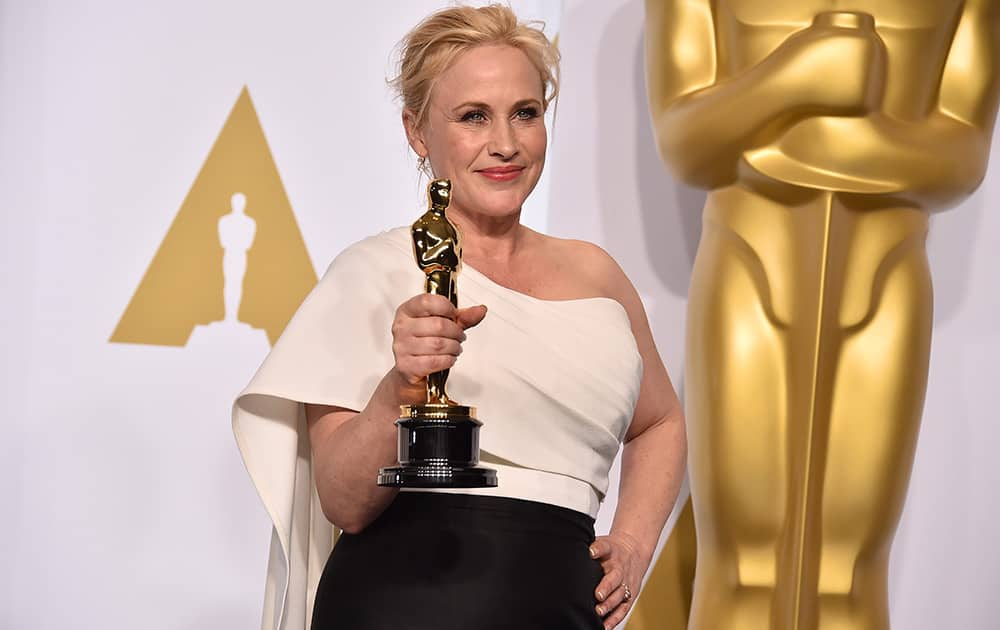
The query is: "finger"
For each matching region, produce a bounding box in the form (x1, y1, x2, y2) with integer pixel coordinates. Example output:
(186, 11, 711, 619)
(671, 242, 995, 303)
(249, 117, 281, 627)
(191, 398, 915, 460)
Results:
(400, 293, 457, 318)
(456, 304, 487, 330)
(596, 577, 627, 613)
(406, 337, 463, 357)
(594, 566, 623, 603)
(589, 538, 611, 560)
(601, 599, 632, 629)
(407, 316, 467, 341)
(405, 354, 457, 376)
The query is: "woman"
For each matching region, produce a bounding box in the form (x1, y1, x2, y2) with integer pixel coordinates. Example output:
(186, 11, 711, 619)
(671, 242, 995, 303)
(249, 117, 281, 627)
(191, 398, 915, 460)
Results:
(233, 5, 686, 629)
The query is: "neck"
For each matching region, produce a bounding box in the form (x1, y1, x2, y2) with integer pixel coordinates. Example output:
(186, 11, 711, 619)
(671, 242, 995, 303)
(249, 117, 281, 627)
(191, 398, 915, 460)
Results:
(447, 206, 526, 267)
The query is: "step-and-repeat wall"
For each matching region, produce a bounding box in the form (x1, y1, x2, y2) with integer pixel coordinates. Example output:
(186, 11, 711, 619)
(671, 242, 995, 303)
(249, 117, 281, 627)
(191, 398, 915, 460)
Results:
(2, 1, 997, 628)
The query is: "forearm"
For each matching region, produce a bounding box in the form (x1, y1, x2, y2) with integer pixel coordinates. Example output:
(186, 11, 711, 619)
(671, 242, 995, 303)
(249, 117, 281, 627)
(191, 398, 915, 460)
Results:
(652, 18, 891, 191)
(608, 412, 687, 568)
(859, 112, 990, 207)
(754, 111, 991, 208)
(654, 62, 805, 189)
(312, 369, 423, 533)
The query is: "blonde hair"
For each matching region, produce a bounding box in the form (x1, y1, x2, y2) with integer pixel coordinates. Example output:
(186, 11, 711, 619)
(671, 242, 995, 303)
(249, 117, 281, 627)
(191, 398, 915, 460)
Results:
(391, 3, 560, 130)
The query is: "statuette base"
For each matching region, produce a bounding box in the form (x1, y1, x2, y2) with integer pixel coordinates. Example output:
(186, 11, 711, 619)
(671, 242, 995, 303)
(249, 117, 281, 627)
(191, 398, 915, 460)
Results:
(377, 404, 498, 488)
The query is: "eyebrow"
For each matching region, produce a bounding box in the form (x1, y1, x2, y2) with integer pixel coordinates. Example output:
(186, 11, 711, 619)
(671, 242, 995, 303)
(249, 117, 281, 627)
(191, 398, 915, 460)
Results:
(452, 98, 543, 112)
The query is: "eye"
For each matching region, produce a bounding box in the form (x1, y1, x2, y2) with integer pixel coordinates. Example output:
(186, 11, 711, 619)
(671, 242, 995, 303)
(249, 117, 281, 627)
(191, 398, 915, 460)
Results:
(514, 107, 540, 120)
(460, 109, 487, 123)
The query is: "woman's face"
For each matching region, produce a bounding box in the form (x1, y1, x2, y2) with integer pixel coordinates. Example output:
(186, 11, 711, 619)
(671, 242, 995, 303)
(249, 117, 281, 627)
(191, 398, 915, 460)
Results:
(405, 44, 547, 224)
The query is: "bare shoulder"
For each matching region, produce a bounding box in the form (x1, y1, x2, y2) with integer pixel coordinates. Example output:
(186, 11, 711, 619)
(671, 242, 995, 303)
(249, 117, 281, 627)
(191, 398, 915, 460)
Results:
(531, 231, 637, 305)
(562, 239, 628, 288)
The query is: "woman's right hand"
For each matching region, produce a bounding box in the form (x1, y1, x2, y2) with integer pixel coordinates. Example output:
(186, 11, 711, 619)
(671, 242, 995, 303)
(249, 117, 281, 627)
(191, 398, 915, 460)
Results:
(390, 293, 487, 390)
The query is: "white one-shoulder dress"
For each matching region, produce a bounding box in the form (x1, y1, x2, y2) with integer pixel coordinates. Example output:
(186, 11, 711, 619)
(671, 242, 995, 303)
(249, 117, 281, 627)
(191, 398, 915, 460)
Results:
(232, 227, 643, 630)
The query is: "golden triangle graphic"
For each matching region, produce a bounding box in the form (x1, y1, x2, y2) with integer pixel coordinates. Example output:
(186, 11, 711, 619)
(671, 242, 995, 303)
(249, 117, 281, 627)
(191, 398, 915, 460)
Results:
(110, 86, 316, 347)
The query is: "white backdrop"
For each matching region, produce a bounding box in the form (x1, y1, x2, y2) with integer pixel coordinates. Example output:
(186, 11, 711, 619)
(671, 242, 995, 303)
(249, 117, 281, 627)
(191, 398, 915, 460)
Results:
(2, 1, 998, 628)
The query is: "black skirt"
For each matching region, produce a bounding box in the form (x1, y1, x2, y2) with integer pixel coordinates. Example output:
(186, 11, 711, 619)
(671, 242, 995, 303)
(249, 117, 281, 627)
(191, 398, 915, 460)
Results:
(311, 493, 605, 630)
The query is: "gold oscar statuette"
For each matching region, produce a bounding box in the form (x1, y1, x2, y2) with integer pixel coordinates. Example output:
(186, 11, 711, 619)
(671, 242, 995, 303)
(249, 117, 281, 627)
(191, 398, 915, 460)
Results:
(645, 0, 1000, 628)
(377, 179, 498, 488)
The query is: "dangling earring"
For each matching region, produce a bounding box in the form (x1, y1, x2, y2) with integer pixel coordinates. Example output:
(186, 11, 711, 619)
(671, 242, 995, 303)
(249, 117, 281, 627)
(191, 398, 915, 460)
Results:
(417, 155, 431, 177)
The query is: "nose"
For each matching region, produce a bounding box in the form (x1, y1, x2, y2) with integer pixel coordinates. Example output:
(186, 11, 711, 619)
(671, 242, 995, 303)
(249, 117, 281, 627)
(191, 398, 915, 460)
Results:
(488, 119, 518, 160)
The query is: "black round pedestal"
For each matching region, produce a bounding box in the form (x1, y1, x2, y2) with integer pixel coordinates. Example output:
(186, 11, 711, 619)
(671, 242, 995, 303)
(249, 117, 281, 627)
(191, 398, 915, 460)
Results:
(377, 404, 498, 488)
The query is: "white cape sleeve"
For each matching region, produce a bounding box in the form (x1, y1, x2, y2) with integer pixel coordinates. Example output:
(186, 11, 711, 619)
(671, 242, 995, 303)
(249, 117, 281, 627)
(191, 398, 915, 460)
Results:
(231, 232, 410, 630)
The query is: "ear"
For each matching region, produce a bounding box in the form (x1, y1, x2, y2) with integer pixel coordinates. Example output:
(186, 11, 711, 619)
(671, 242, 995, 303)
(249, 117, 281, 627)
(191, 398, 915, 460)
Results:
(402, 109, 428, 159)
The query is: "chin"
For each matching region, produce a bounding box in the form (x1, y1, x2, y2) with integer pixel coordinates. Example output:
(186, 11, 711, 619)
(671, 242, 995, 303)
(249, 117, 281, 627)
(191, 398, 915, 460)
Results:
(474, 194, 530, 218)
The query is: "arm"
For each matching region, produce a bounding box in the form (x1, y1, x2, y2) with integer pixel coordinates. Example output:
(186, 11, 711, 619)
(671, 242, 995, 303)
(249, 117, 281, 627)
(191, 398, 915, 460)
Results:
(746, 111, 993, 209)
(610, 272, 686, 568)
(584, 246, 687, 627)
(645, 0, 884, 190)
(939, 0, 1000, 136)
(306, 295, 487, 534)
(755, 0, 1000, 208)
(935, 0, 1000, 202)
(305, 373, 411, 535)
(413, 222, 460, 269)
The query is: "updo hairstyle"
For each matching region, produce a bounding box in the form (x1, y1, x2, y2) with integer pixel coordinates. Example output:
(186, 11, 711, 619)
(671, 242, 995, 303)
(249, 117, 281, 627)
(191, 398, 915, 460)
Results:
(391, 3, 561, 130)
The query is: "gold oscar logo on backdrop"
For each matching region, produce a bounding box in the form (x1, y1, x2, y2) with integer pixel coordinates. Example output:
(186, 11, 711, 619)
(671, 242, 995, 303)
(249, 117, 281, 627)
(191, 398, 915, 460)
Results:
(111, 86, 316, 347)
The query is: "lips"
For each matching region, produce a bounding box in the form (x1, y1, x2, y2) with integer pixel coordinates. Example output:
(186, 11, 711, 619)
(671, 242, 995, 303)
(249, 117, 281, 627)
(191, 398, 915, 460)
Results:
(477, 165, 524, 182)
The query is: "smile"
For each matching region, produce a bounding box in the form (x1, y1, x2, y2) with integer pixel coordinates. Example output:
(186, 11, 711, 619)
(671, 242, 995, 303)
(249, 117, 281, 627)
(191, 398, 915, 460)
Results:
(477, 166, 524, 182)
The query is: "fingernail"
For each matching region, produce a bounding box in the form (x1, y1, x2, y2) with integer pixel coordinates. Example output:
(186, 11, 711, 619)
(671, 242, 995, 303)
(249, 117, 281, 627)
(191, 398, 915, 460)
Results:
(589, 546, 597, 558)
(596, 590, 605, 601)
(596, 606, 605, 616)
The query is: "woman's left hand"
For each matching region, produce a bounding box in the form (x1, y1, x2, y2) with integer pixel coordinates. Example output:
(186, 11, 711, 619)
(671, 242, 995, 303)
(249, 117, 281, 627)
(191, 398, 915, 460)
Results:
(590, 532, 648, 629)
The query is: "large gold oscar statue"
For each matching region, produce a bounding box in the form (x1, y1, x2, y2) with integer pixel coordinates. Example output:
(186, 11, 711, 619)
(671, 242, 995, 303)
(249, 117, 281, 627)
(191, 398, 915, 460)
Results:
(644, 1, 1000, 628)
